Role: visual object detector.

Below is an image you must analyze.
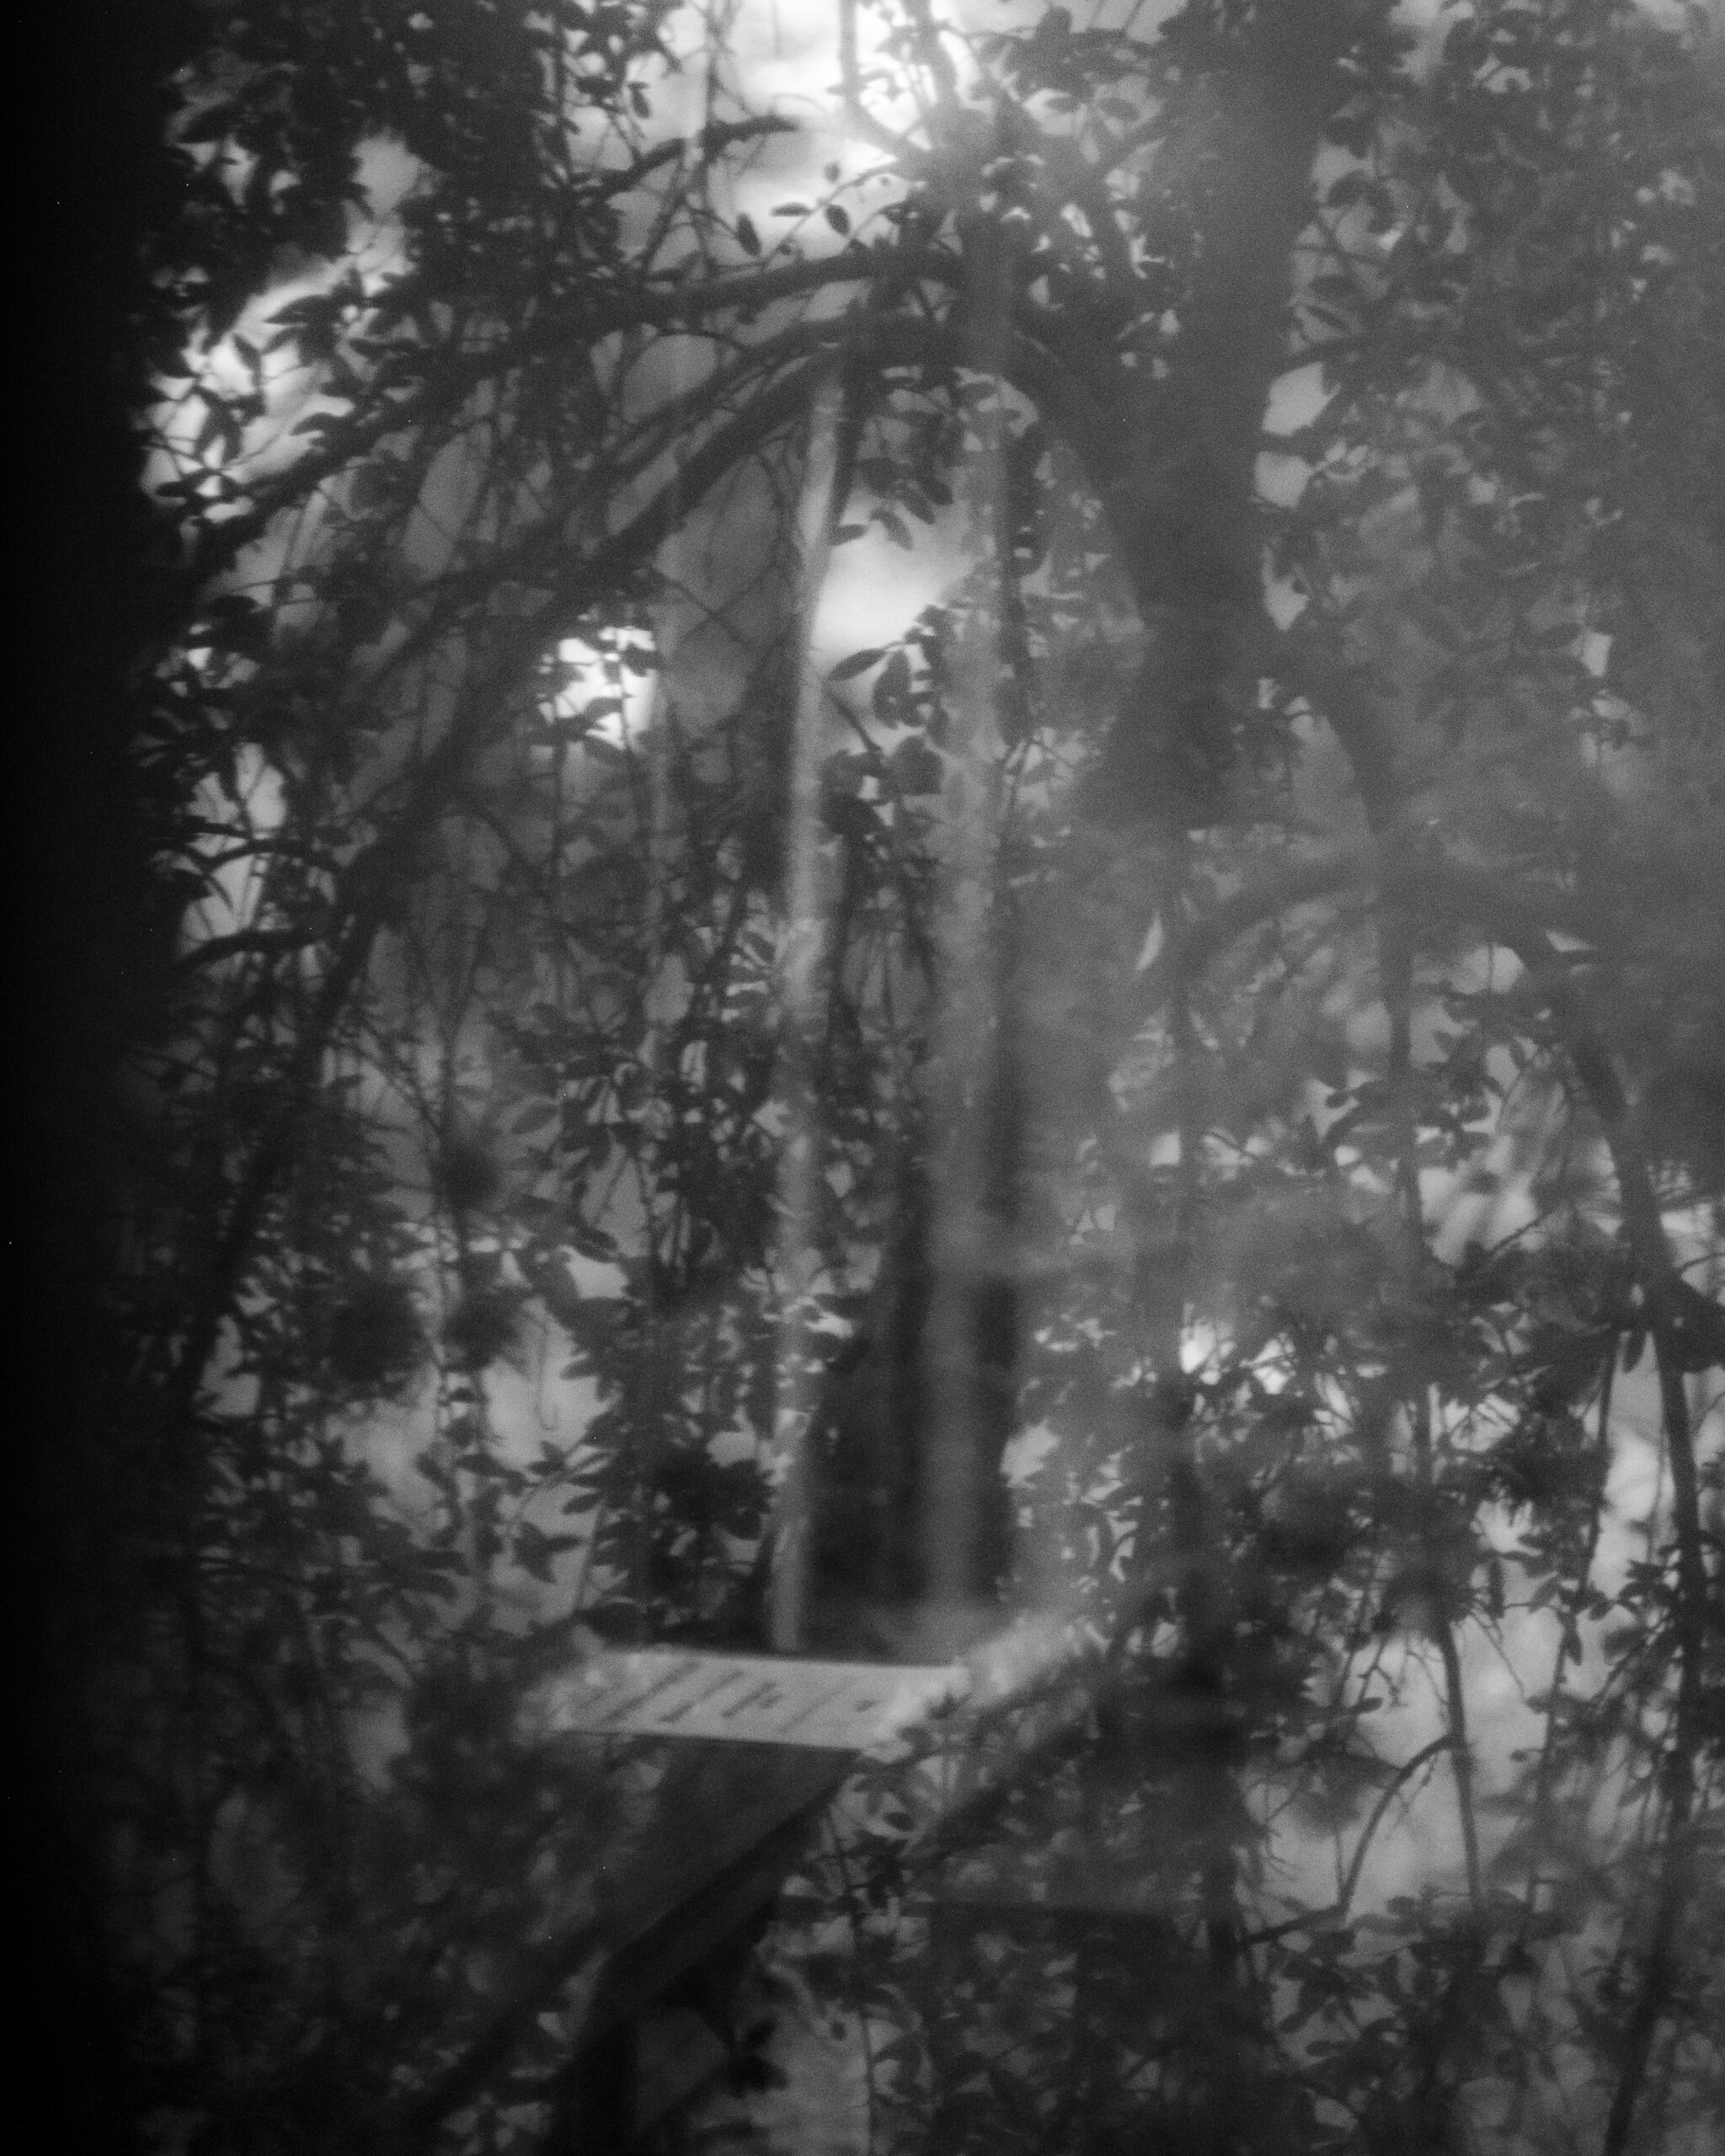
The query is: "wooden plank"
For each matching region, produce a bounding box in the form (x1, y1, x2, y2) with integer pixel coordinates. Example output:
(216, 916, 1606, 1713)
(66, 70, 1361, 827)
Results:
(548, 1614, 1097, 2130)
(543, 1647, 964, 1749)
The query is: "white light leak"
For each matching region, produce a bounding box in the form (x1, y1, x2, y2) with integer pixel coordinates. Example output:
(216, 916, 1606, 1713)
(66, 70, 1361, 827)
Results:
(542, 632, 660, 746)
(1001, 1420, 1060, 1488)
(810, 522, 961, 668)
(179, 743, 288, 953)
(150, 136, 425, 501)
(766, 375, 848, 1654)
(1263, 360, 1330, 438)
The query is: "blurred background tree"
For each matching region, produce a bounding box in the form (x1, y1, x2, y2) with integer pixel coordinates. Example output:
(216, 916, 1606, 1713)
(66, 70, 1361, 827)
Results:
(46, 3, 1725, 2150)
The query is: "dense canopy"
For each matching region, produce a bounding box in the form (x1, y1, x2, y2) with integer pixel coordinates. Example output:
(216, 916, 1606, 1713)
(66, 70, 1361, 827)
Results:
(47, 3, 1725, 2151)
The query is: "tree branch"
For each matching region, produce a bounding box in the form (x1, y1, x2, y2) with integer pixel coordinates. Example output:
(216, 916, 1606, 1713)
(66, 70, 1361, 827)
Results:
(187, 244, 958, 593)
(1338, 1736, 1453, 1924)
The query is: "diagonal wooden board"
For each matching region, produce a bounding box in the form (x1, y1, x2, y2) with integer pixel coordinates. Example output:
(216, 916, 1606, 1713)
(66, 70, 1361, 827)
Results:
(537, 1638, 1055, 2068)
(396, 1625, 1110, 2147)
(543, 1653, 965, 2143)
(581, 1739, 854, 2045)
(540, 1625, 1162, 1980)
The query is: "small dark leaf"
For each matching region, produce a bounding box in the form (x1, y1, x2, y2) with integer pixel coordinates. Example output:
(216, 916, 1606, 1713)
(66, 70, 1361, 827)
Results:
(326, 1277, 424, 1393)
(830, 647, 885, 681)
(442, 1289, 521, 1371)
(177, 101, 235, 147)
(435, 1134, 502, 1210)
(872, 648, 911, 717)
(888, 739, 944, 796)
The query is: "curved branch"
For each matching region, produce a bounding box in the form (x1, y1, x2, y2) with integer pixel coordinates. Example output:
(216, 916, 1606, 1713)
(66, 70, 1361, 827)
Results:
(326, 307, 964, 722)
(1129, 844, 1597, 1034)
(1339, 1735, 1453, 1922)
(187, 242, 960, 592)
(1133, 844, 1693, 1384)
(599, 115, 799, 199)
(346, 293, 1135, 721)
(1128, 839, 1376, 1033)
(174, 926, 316, 974)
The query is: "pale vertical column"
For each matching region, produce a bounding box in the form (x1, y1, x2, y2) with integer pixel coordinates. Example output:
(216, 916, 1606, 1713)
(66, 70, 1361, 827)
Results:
(917, 379, 1011, 1635)
(767, 378, 844, 1653)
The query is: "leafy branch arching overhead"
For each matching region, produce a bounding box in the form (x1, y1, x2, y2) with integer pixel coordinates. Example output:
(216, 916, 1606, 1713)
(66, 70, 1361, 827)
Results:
(73, 3, 1725, 2150)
